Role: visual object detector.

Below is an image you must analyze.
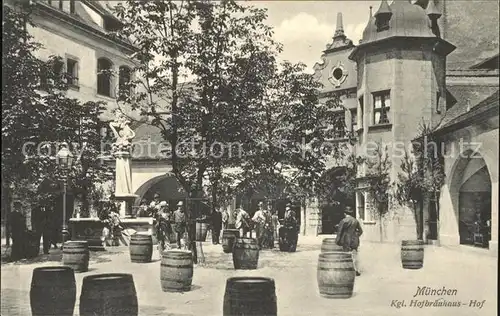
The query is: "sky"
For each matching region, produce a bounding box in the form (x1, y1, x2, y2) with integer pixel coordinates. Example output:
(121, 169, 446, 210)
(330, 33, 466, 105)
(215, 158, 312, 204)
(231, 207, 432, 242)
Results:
(250, 1, 382, 71)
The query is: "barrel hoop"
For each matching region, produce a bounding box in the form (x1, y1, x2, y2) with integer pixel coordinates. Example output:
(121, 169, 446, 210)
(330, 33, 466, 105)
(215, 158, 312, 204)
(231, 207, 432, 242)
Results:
(161, 263, 193, 268)
(317, 267, 354, 271)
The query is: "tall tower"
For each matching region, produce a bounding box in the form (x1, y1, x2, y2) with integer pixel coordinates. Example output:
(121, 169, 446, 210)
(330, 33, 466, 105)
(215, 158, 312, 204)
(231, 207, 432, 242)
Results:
(348, 0, 456, 242)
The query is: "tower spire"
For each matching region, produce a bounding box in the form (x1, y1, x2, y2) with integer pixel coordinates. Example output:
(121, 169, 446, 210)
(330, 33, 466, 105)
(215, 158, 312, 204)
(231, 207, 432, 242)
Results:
(334, 12, 345, 38)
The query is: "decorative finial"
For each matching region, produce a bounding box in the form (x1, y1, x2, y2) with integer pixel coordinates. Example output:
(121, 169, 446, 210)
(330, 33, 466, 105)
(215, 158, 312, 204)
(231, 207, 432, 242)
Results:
(334, 12, 345, 38)
(427, 0, 442, 37)
(426, 0, 442, 19)
(369, 6, 373, 17)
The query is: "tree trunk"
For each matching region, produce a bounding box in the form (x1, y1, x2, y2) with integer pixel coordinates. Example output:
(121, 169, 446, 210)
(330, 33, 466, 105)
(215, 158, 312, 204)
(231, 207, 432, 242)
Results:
(415, 201, 424, 240)
(3, 181, 11, 247)
(379, 206, 384, 243)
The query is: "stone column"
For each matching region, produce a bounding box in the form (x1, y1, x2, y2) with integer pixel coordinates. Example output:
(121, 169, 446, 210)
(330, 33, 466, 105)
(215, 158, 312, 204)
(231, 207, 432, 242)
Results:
(438, 184, 460, 246)
(489, 181, 498, 254)
(304, 198, 321, 236)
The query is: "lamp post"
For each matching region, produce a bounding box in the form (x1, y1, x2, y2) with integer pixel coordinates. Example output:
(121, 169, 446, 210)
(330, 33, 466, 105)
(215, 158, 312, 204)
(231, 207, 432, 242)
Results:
(56, 142, 74, 245)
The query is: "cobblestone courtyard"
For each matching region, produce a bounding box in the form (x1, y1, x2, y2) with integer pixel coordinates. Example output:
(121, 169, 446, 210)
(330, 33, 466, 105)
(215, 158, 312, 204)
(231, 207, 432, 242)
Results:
(1, 237, 497, 316)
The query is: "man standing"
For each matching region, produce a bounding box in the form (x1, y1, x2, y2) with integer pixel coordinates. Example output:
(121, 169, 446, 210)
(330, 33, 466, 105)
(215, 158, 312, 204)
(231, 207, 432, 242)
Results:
(222, 209, 229, 230)
(173, 201, 186, 249)
(211, 209, 223, 245)
(8, 201, 27, 260)
(335, 206, 363, 276)
(235, 208, 250, 238)
(271, 210, 279, 247)
(252, 202, 266, 248)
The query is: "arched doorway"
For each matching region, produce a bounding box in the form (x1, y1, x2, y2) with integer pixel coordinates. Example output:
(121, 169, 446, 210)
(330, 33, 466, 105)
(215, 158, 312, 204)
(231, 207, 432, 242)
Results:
(317, 167, 355, 234)
(235, 176, 302, 227)
(134, 174, 188, 209)
(451, 151, 492, 248)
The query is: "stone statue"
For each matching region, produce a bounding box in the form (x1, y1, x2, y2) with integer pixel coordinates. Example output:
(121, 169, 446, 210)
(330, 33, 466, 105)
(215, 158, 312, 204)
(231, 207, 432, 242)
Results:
(109, 110, 136, 152)
(110, 110, 135, 197)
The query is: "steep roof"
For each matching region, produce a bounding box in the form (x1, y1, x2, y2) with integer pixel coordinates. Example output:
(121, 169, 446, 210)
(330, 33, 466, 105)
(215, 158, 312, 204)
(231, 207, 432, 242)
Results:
(435, 90, 499, 134)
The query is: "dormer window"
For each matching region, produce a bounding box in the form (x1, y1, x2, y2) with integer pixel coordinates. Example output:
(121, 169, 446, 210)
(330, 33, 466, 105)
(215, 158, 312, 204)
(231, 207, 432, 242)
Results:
(374, 0, 392, 32)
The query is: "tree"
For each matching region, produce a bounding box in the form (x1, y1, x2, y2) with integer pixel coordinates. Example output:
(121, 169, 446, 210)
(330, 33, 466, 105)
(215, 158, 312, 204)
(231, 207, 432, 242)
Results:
(363, 143, 392, 242)
(2, 4, 113, 222)
(394, 121, 446, 240)
(238, 61, 343, 202)
(113, 0, 280, 262)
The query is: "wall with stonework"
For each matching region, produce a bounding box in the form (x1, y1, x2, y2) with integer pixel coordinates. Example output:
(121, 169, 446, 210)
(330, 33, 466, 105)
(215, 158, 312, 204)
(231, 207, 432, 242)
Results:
(440, 117, 499, 254)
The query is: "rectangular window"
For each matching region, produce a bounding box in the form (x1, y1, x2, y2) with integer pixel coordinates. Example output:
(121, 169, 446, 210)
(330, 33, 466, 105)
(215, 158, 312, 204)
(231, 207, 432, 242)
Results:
(66, 58, 79, 87)
(372, 90, 391, 125)
(358, 97, 364, 129)
(436, 91, 441, 114)
(351, 109, 358, 131)
(332, 112, 346, 139)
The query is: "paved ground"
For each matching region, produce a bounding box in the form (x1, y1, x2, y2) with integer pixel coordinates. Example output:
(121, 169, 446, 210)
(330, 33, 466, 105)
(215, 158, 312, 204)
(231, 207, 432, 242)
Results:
(1, 236, 497, 316)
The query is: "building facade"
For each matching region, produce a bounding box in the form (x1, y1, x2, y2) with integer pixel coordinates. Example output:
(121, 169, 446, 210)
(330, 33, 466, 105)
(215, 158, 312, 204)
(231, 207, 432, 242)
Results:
(331, 0, 498, 254)
(3, 1, 497, 254)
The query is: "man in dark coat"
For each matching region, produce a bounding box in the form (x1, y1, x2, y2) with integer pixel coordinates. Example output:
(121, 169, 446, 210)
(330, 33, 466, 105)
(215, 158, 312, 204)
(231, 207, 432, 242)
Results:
(211, 209, 223, 245)
(8, 202, 27, 260)
(335, 206, 363, 276)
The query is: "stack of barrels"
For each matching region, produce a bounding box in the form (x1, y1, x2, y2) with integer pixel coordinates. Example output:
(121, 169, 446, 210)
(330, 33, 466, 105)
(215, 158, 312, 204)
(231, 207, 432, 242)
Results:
(30, 268, 138, 316)
(317, 238, 356, 299)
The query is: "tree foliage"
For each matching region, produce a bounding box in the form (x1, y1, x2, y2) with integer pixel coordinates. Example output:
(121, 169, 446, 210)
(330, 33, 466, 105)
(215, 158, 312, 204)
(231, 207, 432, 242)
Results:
(2, 4, 113, 214)
(363, 143, 392, 242)
(237, 61, 343, 201)
(394, 121, 446, 240)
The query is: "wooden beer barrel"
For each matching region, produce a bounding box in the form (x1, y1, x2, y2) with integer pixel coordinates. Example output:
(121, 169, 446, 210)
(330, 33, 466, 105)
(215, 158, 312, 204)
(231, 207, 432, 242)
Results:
(30, 266, 76, 316)
(222, 229, 240, 253)
(317, 252, 356, 299)
(80, 273, 138, 316)
(195, 222, 209, 241)
(321, 238, 344, 253)
(160, 250, 193, 292)
(223, 277, 277, 316)
(278, 227, 298, 252)
(401, 240, 424, 269)
(129, 234, 153, 263)
(232, 238, 259, 270)
(62, 240, 89, 272)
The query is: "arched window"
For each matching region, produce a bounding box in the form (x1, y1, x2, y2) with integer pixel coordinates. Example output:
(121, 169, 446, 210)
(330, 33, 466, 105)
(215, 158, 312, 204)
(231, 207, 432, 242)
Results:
(118, 66, 132, 98)
(97, 58, 113, 97)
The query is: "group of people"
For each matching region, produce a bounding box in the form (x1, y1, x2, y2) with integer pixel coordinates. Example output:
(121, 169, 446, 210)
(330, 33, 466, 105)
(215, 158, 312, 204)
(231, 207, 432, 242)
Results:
(137, 193, 187, 250)
(136, 195, 302, 252)
(216, 202, 299, 250)
(7, 201, 59, 261)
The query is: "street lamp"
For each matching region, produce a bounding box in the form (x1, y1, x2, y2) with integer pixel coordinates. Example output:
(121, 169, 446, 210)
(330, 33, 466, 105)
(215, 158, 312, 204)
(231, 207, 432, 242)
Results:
(56, 142, 74, 245)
